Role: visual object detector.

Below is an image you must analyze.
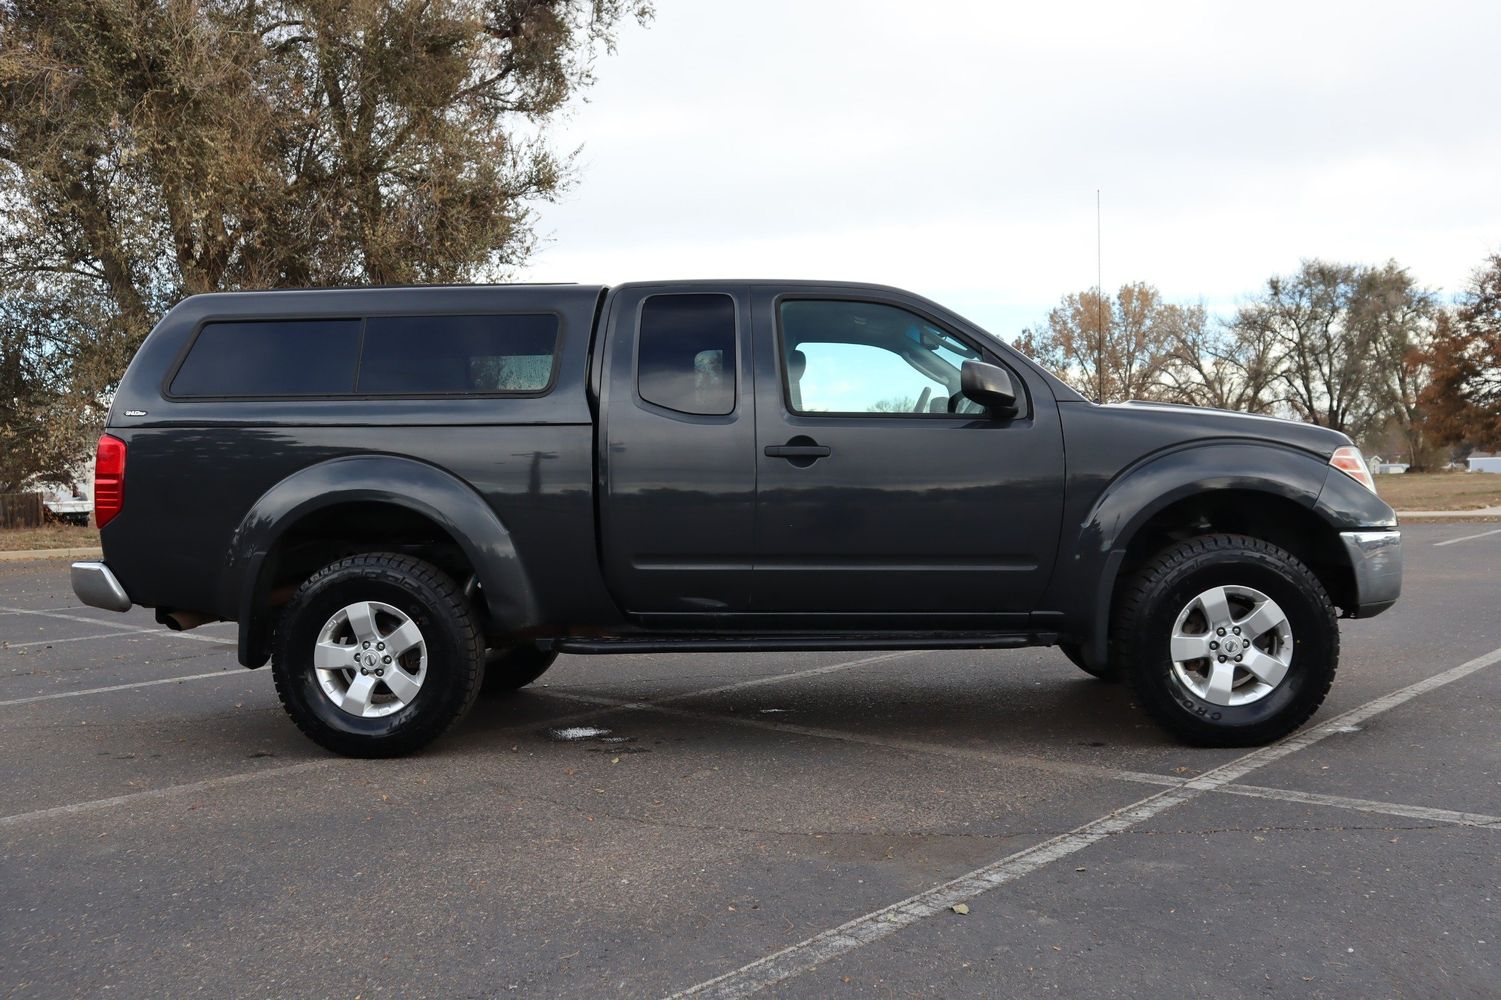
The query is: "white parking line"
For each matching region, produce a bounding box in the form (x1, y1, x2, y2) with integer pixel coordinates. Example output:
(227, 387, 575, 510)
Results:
(0, 760, 335, 829)
(1214, 782, 1501, 829)
(551, 691, 1501, 832)
(669, 789, 1200, 1000)
(0, 670, 246, 708)
(661, 642, 1501, 999)
(1433, 527, 1501, 547)
(0, 650, 924, 826)
(0, 606, 91, 616)
(0, 605, 233, 646)
(5, 628, 215, 650)
(653, 650, 916, 703)
(548, 688, 1176, 785)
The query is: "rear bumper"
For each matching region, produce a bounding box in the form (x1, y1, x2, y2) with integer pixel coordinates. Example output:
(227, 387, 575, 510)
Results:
(70, 561, 133, 613)
(1340, 529, 1402, 618)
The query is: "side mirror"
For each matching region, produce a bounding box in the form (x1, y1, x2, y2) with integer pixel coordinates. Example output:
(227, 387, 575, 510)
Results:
(960, 361, 1019, 418)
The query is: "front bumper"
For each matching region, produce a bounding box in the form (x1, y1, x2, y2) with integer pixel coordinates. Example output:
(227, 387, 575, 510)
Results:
(1340, 530, 1402, 618)
(71, 561, 133, 613)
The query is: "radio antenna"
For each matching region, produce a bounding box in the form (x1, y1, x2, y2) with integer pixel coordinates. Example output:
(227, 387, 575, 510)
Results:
(1096, 189, 1105, 402)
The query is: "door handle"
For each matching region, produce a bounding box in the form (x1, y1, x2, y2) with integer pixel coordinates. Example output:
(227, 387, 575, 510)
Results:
(764, 444, 831, 458)
(764, 436, 831, 466)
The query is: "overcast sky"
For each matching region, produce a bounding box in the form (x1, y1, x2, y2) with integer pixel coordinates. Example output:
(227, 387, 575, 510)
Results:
(518, 0, 1501, 338)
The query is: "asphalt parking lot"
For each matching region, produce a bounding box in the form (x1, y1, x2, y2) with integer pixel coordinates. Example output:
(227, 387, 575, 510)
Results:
(2, 522, 1498, 999)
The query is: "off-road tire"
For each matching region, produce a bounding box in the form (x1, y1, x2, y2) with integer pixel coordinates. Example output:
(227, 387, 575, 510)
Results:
(1114, 533, 1338, 747)
(480, 645, 558, 695)
(272, 553, 484, 757)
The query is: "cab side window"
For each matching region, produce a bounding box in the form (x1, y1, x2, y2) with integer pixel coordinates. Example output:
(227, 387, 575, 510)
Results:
(779, 300, 986, 416)
(637, 294, 737, 416)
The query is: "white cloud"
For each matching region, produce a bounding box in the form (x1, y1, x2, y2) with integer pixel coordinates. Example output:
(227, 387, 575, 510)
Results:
(519, 0, 1501, 336)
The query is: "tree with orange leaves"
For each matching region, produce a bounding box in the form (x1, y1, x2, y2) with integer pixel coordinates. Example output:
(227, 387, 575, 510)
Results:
(1421, 255, 1501, 452)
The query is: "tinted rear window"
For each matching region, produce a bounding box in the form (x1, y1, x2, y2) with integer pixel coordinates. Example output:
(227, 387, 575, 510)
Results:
(357, 314, 558, 394)
(169, 319, 362, 397)
(637, 294, 736, 415)
(168, 313, 559, 398)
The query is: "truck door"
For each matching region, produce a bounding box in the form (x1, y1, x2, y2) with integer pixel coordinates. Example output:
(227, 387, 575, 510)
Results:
(598, 283, 756, 615)
(750, 285, 1065, 623)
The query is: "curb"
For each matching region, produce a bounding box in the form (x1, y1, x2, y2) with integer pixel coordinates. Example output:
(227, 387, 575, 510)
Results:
(1394, 507, 1501, 521)
(0, 546, 103, 564)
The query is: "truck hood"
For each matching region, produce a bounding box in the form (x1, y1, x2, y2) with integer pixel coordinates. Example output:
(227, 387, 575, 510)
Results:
(1102, 401, 1352, 459)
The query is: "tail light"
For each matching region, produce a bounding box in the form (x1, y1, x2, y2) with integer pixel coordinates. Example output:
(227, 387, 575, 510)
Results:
(94, 434, 126, 527)
(1329, 445, 1376, 494)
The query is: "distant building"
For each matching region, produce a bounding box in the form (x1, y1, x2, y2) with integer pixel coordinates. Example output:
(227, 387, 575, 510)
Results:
(1468, 452, 1501, 474)
(1369, 456, 1410, 475)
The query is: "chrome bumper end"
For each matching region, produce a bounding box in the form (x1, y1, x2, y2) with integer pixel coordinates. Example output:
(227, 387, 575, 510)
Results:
(70, 561, 132, 613)
(1340, 530, 1402, 618)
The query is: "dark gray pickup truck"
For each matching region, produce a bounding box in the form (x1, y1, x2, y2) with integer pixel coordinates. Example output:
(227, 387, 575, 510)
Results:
(70, 281, 1402, 757)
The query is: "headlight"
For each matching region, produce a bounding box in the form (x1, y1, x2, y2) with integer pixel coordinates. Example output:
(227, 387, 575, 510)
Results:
(1330, 445, 1376, 493)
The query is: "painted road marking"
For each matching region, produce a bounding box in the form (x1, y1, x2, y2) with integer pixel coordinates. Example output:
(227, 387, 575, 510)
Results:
(660, 642, 1501, 999)
(0, 606, 233, 646)
(4, 627, 233, 651)
(0, 670, 245, 708)
(548, 688, 1175, 786)
(0, 760, 335, 829)
(1213, 782, 1501, 829)
(1433, 527, 1501, 547)
(0, 650, 923, 825)
(8, 636, 1496, 840)
(0, 605, 99, 616)
(550, 690, 1501, 831)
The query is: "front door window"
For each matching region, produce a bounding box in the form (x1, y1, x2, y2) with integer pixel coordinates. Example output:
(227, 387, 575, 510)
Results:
(779, 299, 986, 416)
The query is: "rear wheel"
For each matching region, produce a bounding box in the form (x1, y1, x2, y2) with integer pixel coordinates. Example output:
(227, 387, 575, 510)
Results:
(1115, 534, 1337, 747)
(272, 553, 483, 757)
(481, 644, 558, 695)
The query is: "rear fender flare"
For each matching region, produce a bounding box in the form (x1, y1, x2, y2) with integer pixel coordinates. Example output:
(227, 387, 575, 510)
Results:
(225, 455, 537, 667)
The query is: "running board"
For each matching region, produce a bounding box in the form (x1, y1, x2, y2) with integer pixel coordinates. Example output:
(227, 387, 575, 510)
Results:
(549, 632, 1055, 655)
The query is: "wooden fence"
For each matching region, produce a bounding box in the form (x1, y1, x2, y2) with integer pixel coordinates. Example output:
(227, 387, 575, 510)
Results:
(0, 492, 45, 529)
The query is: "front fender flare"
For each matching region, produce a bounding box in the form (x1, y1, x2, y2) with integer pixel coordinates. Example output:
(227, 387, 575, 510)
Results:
(1051, 441, 1331, 670)
(224, 455, 539, 667)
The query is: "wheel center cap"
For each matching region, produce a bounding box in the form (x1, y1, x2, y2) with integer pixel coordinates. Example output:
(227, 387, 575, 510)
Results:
(363, 652, 379, 668)
(1223, 638, 1241, 655)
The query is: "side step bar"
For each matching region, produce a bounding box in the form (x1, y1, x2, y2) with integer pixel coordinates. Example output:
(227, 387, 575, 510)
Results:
(550, 632, 1056, 655)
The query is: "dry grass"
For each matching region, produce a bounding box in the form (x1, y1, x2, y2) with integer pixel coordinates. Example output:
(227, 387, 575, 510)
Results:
(0, 524, 101, 552)
(1374, 471, 1501, 511)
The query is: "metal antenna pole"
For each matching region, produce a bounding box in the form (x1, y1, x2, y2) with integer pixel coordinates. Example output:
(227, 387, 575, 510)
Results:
(1096, 189, 1104, 402)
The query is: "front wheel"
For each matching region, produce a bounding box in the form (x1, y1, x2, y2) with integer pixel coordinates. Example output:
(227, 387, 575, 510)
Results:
(1114, 534, 1338, 747)
(272, 554, 484, 757)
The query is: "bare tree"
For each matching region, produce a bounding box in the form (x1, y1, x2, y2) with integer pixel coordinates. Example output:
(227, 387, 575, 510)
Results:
(1151, 302, 1279, 412)
(1233, 261, 1380, 437)
(1353, 261, 1439, 466)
